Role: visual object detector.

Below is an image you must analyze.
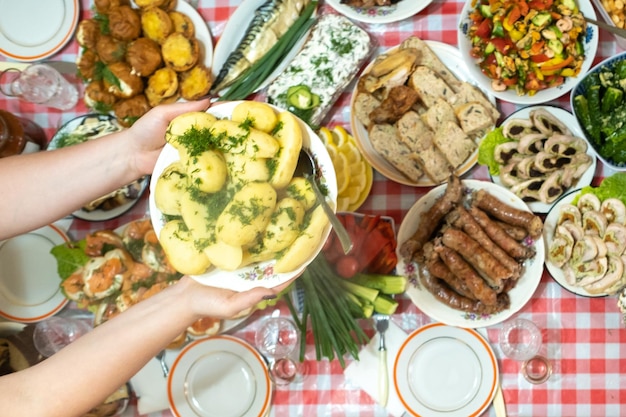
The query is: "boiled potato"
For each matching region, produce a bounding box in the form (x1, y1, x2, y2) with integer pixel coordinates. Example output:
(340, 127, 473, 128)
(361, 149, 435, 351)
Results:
(231, 101, 278, 133)
(179, 191, 215, 243)
(285, 177, 316, 211)
(160, 219, 211, 275)
(240, 244, 276, 267)
(210, 119, 279, 158)
(185, 149, 227, 193)
(216, 182, 277, 246)
(223, 152, 270, 184)
(166, 112, 217, 150)
(154, 161, 187, 216)
(203, 240, 243, 271)
(269, 111, 302, 189)
(262, 197, 306, 252)
(274, 205, 329, 273)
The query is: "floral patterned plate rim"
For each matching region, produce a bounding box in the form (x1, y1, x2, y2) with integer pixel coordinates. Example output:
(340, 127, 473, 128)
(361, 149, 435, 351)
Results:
(396, 180, 545, 328)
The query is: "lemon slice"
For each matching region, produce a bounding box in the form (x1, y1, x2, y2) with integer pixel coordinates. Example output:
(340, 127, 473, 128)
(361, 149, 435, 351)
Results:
(331, 126, 350, 148)
(318, 127, 333, 146)
(320, 125, 373, 211)
(333, 152, 350, 195)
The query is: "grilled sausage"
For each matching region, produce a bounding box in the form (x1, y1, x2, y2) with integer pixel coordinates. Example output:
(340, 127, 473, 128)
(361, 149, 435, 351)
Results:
(473, 189, 543, 238)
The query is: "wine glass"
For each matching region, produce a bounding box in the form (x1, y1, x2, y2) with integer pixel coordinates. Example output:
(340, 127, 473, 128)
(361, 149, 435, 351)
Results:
(255, 317, 305, 386)
(498, 318, 552, 384)
(33, 316, 91, 357)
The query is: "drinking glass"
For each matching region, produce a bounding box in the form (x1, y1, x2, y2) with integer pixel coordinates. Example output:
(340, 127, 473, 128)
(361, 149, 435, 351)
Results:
(255, 317, 305, 386)
(33, 316, 92, 357)
(0, 64, 78, 110)
(499, 318, 552, 384)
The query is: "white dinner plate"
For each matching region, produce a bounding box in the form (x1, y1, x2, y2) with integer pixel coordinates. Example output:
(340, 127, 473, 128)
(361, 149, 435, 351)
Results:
(211, 0, 312, 95)
(543, 189, 608, 298)
(396, 180, 545, 328)
(457, 0, 599, 105)
(489, 105, 597, 214)
(167, 335, 272, 417)
(350, 40, 495, 187)
(394, 322, 499, 417)
(0, 225, 70, 322)
(177, 0, 213, 68)
(325, 0, 432, 24)
(149, 101, 336, 291)
(0, 0, 79, 62)
(49, 114, 149, 222)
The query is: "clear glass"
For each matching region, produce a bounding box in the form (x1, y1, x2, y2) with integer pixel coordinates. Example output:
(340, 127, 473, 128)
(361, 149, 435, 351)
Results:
(33, 316, 92, 357)
(254, 317, 305, 386)
(1, 64, 78, 110)
(499, 318, 542, 361)
(522, 354, 552, 384)
(255, 317, 299, 359)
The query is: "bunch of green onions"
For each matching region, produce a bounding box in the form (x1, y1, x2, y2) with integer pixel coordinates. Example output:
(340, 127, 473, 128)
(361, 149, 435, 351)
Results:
(218, 1, 318, 101)
(285, 255, 369, 368)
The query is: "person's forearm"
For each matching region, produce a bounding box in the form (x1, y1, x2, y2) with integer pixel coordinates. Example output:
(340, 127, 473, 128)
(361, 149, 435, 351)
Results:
(0, 277, 199, 417)
(0, 132, 141, 239)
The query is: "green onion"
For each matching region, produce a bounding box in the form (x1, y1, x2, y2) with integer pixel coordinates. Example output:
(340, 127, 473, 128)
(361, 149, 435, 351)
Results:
(286, 255, 369, 368)
(218, 1, 318, 101)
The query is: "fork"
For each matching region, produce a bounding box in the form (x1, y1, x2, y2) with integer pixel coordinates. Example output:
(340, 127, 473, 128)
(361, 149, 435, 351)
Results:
(155, 350, 169, 377)
(373, 315, 390, 407)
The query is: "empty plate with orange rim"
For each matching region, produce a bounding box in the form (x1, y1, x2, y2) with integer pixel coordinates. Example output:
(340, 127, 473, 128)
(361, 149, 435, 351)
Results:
(0, 224, 70, 323)
(167, 335, 272, 417)
(394, 323, 498, 417)
(0, 0, 79, 62)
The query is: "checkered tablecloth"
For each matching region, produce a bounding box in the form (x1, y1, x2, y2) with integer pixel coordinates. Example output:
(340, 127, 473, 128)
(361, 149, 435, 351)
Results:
(2, 0, 626, 416)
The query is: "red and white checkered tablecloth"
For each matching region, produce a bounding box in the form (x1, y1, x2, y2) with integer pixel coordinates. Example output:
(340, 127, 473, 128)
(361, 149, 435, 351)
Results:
(2, 0, 626, 416)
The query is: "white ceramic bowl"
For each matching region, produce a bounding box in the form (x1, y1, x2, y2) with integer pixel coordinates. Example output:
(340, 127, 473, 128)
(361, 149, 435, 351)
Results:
(457, 0, 599, 105)
(570, 51, 626, 171)
(149, 101, 336, 292)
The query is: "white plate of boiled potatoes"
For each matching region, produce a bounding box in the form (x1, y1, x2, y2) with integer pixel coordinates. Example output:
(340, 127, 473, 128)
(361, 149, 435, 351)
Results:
(149, 101, 337, 291)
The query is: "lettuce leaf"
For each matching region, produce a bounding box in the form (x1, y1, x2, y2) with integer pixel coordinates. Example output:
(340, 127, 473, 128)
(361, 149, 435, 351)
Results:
(573, 172, 626, 206)
(478, 127, 510, 176)
(50, 240, 90, 280)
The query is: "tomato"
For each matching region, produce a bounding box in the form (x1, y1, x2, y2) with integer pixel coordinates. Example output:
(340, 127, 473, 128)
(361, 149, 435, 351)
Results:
(336, 255, 360, 279)
(490, 38, 513, 54)
(475, 19, 492, 39)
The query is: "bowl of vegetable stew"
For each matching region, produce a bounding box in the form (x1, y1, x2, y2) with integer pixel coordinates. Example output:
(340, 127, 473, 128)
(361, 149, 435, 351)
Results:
(457, 0, 599, 105)
(571, 51, 626, 171)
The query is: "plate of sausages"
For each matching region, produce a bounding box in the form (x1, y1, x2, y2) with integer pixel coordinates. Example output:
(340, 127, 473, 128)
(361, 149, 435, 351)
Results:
(397, 176, 545, 328)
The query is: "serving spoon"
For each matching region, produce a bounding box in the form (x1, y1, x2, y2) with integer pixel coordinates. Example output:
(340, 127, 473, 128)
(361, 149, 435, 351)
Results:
(295, 148, 353, 254)
(584, 16, 626, 39)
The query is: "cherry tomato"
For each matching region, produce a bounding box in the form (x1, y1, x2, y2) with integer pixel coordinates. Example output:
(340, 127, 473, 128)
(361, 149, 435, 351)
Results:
(336, 255, 360, 279)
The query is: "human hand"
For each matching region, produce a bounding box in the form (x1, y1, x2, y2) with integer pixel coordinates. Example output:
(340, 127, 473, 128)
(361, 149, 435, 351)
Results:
(179, 276, 292, 320)
(127, 99, 210, 176)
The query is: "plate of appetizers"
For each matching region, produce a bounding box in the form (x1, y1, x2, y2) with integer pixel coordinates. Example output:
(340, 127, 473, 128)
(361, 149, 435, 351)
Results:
(544, 185, 626, 297)
(49, 114, 149, 221)
(457, 0, 598, 105)
(325, 0, 432, 24)
(481, 105, 596, 214)
(210, 0, 315, 95)
(397, 179, 544, 328)
(351, 37, 499, 187)
(149, 101, 336, 292)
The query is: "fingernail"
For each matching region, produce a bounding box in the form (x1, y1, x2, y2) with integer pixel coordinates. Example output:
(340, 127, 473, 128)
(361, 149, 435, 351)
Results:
(262, 294, 277, 300)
